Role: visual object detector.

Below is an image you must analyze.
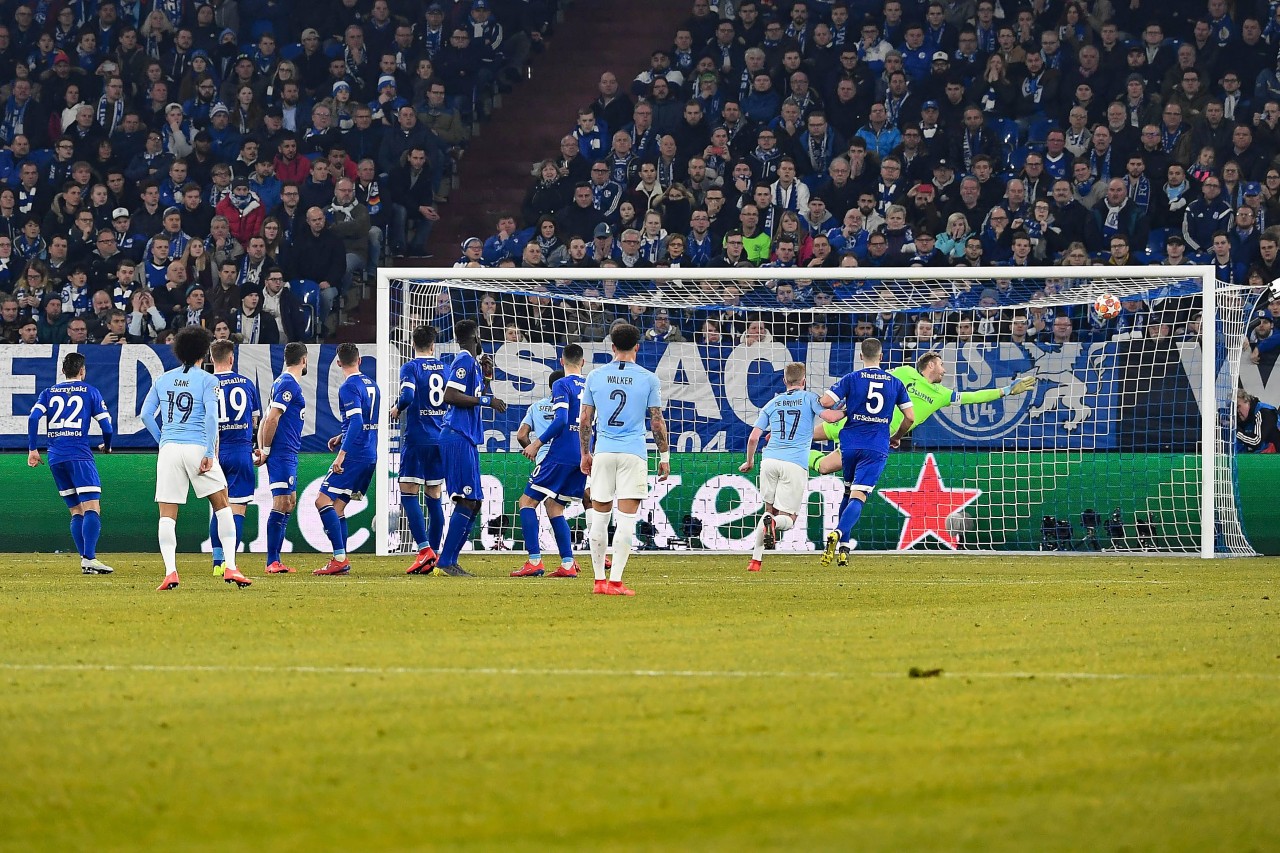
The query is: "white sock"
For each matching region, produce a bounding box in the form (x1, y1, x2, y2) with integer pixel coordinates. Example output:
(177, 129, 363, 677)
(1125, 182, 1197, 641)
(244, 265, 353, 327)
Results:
(609, 510, 637, 583)
(751, 517, 767, 561)
(774, 515, 794, 532)
(214, 507, 238, 572)
(588, 508, 610, 580)
(158, 517, 177, 574)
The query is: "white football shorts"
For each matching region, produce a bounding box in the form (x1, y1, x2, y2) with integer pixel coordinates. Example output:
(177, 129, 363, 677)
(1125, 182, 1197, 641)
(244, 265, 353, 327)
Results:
(155, 443, 228, 504)
(588, 452, 649, 503)
(759, 457, 808, 515)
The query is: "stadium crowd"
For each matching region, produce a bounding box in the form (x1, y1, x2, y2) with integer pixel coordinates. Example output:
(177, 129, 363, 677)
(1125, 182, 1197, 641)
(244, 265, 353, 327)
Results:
(0, 0, 554, 346)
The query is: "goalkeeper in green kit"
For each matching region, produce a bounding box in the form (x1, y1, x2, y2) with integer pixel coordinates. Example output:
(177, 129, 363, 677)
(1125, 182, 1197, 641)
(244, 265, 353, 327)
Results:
(808, 351, 1039, 476)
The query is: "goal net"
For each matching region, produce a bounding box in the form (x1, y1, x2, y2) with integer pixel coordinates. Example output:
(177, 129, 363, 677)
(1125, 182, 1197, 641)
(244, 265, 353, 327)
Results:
(374, 266, 1257, 559)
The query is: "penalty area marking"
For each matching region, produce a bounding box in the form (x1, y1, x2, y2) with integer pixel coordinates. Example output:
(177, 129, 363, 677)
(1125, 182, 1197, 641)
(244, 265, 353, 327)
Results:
(1, 663, 1277, 682)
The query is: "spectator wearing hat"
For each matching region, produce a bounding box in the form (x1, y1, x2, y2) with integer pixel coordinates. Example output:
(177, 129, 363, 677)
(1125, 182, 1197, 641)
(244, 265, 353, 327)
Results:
(170, 283, 213, 331)
(371, 75, 409, 125)
(37, 293, 70, 343)
(456, 236, 485, 267)
(216, 175, 267, 244)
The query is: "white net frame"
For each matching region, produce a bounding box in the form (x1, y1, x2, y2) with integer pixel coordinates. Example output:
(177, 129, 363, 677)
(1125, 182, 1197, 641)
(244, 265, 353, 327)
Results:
(375, 265, 1256, 560)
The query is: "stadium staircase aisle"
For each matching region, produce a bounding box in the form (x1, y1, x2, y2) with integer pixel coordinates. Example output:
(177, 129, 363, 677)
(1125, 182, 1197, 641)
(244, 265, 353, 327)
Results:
(336, 0, 693, 342)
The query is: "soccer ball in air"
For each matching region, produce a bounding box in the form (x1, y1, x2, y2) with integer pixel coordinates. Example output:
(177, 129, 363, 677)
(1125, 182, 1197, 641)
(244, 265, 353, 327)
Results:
(1094, 293, 1122, 320)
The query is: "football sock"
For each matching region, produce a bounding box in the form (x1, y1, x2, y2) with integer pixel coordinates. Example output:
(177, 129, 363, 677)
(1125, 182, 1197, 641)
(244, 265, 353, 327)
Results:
(439, 504, 475, 567)
(213, 507, 238, 571)
(266, 510, 289, 565)
(234, 513, 244, 556)
(808, 450, 825, 476)
(519, 506, 541, 564)
(319, 505, 346, 560)
(339, 515, 348, 550)
(424, 495, 444, 551)
(837, 489, 850, 521)
(70, 514, 85, 558)
(209, 513, 223, 565)
(609, 510, 637, 583)
(588, 508, 610, 580)
(158, 517, 177, 574)
(751, 516, 767, 561)
(401, 493, 428, 550)
(774, 514, 794, 532)
(550, 514, 574, 564)
(837, 497, 865, 542)
(81, 510, 100, 561)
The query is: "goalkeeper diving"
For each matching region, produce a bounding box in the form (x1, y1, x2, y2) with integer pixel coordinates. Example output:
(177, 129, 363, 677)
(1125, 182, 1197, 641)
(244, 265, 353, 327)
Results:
(807, 351, 1040, 476)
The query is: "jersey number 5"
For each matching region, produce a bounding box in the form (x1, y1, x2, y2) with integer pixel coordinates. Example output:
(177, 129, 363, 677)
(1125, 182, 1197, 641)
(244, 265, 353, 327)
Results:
(865, 381, 885, 414)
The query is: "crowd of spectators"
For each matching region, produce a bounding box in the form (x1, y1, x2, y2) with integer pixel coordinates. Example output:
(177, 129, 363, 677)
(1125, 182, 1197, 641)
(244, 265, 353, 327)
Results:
(0, 0, 555, 345)
(441, 0, 1280, 357)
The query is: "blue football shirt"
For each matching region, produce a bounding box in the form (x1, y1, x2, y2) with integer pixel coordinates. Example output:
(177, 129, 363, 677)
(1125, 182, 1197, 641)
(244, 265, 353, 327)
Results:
(521, 395, 556, 463)
(398, 356, 446, 448)
(582, 360, 661, 459)
(754, 388, 825, 470)
(30, 381, 113, 463)
(142, 366, 220, 456)
(338, 372, 379, 464)
(541, 374, 587, 466)
(215, 371, 262, 450)
(825, 367, 912, 455)
(443, 350, 485, 446)
(267, 372, 306, 457)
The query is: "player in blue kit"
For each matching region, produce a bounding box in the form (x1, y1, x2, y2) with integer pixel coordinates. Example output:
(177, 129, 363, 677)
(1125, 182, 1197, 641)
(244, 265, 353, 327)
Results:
(434, 320, 507, 577)
(314, 343, 379, 575)
(142, 326, 252, 590)
(580, 323, 668, 596)
(209, 340, 262, 577)
(257, 342, 308, 574)
(27, 352, 116, 575)
(738, 362, 826, 573)
(512, 347, 587, 578)
(391, 325, 448, 575)
(819, 338, 914, 567)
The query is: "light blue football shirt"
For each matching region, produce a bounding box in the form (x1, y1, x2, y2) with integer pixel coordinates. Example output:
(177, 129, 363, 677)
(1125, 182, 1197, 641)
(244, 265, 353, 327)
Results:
(521, 395, 556, 463)
(754, 388, 825, 470)
(582, 360, 662, 460)
(142, 365, 220, 456)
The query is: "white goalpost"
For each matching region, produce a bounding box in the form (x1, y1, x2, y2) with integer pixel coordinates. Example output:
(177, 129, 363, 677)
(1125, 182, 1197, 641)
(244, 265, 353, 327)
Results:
(375, 265, 1257, 560)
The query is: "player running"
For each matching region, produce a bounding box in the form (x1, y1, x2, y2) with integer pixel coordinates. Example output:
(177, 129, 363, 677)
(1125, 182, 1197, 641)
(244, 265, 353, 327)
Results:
(142, 326, 251, 589)
(808, 351, 1038, 475)
(209, 340, 262, 577)
(512, 346, 587, 578)
(27, 352, 115, 575)
(314, 343, 379, 575)
(433, 320, 507, 577)
(738, 362, 826, 573)
(391, 325, 447, 574)
(257, 342, 308, 574)
(579, 323, 668, 596)
(819, 338, 914, 567)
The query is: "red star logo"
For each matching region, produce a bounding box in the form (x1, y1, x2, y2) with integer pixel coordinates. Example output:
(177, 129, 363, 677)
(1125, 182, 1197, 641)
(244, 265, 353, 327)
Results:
(879, 453, 982, 550)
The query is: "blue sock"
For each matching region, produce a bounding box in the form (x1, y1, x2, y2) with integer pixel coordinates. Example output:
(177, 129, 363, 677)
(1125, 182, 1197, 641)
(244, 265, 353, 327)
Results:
(838, 489, 850, 521)
(401, 494, 428, 550)
(424, 495, 444, 551)
(519, 506, 541, 562)
(234, 513, 244, 554)
(550, 514, 574, 564)
(319, 505, 346, 560)
(340, 516, 348, 549)
(837, 497, 864, 542)
(439, 504, 475, 566)
(70, 514, 85, 557)
(210, 513, 224, 565)
(81, 511, 100, 560)
(267, 510, 289, 565)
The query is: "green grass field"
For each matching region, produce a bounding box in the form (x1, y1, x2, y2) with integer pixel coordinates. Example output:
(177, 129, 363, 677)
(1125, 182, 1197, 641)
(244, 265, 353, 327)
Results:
(2, 551, 1278, 851)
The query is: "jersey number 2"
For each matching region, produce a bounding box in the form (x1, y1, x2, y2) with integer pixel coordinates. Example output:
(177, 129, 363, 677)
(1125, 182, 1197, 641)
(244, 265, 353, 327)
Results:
(607, 390, 627, 427)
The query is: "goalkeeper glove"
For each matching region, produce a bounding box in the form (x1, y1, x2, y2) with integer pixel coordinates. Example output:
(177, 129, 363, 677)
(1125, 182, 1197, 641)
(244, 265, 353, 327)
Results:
(1003, 375, 1038, 396)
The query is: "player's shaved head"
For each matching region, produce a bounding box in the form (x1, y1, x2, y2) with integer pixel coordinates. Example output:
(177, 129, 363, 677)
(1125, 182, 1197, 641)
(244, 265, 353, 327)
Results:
(783, 361, 806, 386)
(548, 368, 565, 390)
(336, 342, 360, 367)
(209, 339, 235, 366)
(62, 351, 86, 378)
(611, 323, 641, 352)
(173, 325, 212, 368)
(562, 343, 584, 366)
(916, 351, 942, 373)
(412, 324, 437, 352)
(284, 341, 308, 366)
(860, 337, 882, 361)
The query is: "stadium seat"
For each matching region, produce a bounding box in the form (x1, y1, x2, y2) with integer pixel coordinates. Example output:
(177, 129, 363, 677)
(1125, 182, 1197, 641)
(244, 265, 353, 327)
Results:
(280, 42, 302, 61)
(250, 20, 275, 41)
(1027, 117, 1057, 146)
(291, 279, 320, 341)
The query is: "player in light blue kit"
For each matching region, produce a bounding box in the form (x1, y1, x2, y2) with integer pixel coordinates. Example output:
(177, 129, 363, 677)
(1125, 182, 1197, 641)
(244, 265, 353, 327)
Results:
(142, 326, 252, 590)
(27, 351, 116, 575)
(314, 343, 379, 575)
(434, 319, 507, 577)
(579, 323, 668, 596)
(392, 325, 449, 574)
(257, 342, 309, 574)
(819, 338, 914, 567)
(738, 362, 827, 573)
(516, 371, 560, 466)
(209, 339, 262, 577)
(512, 348, 586, 578)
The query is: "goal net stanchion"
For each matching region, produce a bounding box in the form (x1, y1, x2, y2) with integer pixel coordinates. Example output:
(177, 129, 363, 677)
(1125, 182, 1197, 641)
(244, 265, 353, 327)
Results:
(375, 266, 1256, 559)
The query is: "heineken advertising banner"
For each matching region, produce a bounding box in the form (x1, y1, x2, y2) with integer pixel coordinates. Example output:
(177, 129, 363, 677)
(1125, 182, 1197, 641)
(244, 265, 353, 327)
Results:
(6, 452, 1276, 555)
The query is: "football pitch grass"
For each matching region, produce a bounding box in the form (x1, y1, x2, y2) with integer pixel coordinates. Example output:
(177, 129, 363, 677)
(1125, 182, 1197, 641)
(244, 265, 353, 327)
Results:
(2, 552, 1278, 851)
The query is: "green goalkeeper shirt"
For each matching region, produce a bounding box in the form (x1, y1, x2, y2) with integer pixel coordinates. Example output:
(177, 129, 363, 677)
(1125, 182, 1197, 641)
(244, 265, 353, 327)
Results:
(821, 365, 1006, 441)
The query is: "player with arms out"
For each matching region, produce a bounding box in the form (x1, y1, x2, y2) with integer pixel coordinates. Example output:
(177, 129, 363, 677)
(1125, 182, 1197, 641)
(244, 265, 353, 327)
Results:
(579, 323, 668, 596)
(27, 352, 115, 574)
(738, 362, 826, 573)
(314, 343, 379, 575)
(257, 342, 308, 574)
(512, 347, 587, 578)
(434, 319, 507, 577)
(809, 351, 1038, 476)
(209, 340, 262, 577)
(391, 325, 447, 574)
(142, 326, 252, 589)
(820, 338, 914, 567)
